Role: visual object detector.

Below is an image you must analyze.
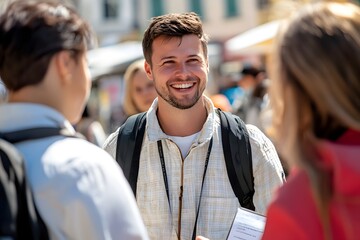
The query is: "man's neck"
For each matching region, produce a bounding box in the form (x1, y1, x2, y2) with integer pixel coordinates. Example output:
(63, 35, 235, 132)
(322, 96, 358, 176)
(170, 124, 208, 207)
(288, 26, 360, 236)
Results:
(156, 97, 208, 137)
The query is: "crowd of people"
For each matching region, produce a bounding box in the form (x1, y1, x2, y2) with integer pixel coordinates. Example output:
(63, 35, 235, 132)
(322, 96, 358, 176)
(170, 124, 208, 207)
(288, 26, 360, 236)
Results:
(0, 0, 359, 240)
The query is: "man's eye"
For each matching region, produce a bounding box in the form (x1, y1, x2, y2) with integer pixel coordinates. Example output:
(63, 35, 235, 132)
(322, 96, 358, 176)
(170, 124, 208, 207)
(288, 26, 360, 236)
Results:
(188, 58, 200, 63)
(163, 60, 174, 65)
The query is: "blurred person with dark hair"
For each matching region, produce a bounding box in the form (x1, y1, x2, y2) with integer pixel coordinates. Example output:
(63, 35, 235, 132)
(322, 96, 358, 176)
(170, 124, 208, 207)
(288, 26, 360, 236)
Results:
(0, 79, 7, 103)
(262, 2, 360, 239)
(0, 1, 148, 239)
(76, 105, 107, 147)
(232, 65, 270, 133)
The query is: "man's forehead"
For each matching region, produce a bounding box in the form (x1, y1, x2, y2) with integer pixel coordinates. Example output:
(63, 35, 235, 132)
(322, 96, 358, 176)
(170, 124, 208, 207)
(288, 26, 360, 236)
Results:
(151, 35, 204, 55)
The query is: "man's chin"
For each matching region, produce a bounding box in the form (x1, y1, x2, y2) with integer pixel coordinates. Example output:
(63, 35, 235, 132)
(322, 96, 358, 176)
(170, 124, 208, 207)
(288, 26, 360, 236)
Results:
(169, 98, 199, 110)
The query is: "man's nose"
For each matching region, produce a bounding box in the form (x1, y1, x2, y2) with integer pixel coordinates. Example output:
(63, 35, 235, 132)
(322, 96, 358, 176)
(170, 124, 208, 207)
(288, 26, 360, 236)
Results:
(174, 63, 190, 79)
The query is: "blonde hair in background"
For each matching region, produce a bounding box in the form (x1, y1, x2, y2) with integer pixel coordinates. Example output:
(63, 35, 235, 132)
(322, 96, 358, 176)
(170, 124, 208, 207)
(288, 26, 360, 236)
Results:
(269, 2, 360, 239)
(122, 59, 146, 116)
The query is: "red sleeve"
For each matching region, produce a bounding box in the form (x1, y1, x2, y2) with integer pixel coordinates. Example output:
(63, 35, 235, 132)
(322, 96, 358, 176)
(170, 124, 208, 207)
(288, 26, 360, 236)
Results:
(262, 202, 305, 240)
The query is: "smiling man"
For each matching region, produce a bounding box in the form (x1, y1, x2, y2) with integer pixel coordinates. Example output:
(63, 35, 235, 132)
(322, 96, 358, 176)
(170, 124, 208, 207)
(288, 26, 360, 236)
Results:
(103, 12, 285, 240)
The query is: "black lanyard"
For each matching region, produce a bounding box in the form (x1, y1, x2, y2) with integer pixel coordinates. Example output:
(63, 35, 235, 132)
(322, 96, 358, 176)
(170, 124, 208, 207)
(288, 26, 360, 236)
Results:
(157, 137, 213, 240)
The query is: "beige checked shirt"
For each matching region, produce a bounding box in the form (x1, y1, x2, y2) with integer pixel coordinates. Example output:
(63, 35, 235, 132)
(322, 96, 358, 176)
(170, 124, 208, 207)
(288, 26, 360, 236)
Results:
(103, 96, 285, 240)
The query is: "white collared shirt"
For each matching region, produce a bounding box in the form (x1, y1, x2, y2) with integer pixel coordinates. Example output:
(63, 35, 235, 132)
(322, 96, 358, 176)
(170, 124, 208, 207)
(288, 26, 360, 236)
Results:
(104, 96, 285, 240)
(0, 103, 149, 240)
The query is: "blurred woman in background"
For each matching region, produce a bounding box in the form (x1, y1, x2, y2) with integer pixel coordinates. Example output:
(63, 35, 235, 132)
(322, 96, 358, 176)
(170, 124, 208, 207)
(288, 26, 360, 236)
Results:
(122, 59, 157, 119)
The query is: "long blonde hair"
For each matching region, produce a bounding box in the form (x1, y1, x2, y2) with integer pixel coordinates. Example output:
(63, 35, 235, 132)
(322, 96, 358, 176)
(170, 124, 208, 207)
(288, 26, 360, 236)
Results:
(122, 59, 146, 116)
(269, 2, 360, 238)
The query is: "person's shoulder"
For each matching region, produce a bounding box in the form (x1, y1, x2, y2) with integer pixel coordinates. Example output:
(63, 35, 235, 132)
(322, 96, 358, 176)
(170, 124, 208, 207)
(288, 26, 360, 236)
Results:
(246, 124, 272, 147)
(50, 136, 117, 167)
(266, 169, 319, 235)
(102, 127, 122, 159)
(103, 127, 120, 149)
(262, 170, 314, 240)
(39, 137, 123, 192)
(272, 169, 312, 207)
(245, 124, 284, 176)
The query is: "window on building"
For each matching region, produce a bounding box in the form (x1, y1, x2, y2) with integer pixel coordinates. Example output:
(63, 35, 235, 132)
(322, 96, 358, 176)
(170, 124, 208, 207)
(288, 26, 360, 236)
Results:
(189, 0, 204, 18)
(103, 0, 118, 19)
(225, 0, 239, 18)
(151, 0, 164, 17)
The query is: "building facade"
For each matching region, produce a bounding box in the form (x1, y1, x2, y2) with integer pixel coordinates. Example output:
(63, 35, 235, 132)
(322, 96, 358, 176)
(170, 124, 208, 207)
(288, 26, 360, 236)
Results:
(72, 0, 263, 46)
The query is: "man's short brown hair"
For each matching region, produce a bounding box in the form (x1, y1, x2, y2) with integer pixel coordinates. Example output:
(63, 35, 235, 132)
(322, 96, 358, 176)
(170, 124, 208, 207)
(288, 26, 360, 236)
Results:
(142, 12, 209, 67)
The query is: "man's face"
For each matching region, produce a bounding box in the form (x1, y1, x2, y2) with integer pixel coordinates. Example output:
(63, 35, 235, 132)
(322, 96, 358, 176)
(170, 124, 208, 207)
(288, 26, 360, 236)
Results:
(144, 34, 209, 109)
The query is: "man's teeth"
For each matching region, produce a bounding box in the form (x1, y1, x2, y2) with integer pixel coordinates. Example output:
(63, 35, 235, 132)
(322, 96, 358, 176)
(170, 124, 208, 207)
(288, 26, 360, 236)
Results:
(172, 83, 193, 89)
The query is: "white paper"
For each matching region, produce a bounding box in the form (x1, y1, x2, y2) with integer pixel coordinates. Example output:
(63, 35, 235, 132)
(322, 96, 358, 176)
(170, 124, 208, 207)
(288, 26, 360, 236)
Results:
(227, 207, 266, 240)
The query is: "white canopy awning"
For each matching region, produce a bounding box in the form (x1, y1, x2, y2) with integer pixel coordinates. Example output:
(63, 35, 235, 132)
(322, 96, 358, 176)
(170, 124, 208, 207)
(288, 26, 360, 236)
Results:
(225, 20, 282, 56)
(87, 41, 143, 81)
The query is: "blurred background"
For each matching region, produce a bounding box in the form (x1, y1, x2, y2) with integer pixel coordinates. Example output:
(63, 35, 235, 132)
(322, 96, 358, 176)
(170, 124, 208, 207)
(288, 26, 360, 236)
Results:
(0, 0, 359, 136)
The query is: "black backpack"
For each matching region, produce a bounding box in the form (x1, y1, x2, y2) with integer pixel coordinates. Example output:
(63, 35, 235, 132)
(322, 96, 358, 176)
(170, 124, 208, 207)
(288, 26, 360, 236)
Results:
(115, 108, 255, 211)
(0, 127, 78, 240)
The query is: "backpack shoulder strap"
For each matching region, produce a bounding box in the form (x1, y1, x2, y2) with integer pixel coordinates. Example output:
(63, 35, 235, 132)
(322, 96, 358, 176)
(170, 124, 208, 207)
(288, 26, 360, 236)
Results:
(0, 138, 39, 239)
(217, 108, 255, 211)
(0, 127, 80, 144)
(115, 112, 147, 197)
(0, 127, 72, 240)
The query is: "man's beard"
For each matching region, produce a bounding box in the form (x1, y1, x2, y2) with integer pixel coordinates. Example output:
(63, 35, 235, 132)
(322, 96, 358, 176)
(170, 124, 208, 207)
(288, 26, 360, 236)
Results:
(155, 77, 204, 109)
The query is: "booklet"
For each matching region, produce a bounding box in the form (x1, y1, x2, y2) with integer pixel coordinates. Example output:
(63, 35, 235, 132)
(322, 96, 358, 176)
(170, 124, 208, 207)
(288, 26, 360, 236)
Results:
(227, 207, 266, 240)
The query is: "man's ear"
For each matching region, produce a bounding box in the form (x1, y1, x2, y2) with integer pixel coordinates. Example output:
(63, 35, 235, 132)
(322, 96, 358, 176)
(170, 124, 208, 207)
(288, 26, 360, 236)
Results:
(144, 61, 153, 80)
(54, 51, 73, 84)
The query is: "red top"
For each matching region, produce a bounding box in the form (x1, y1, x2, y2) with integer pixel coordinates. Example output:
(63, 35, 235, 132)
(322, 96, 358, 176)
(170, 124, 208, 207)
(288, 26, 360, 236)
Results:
(262, 129, 360, 240)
